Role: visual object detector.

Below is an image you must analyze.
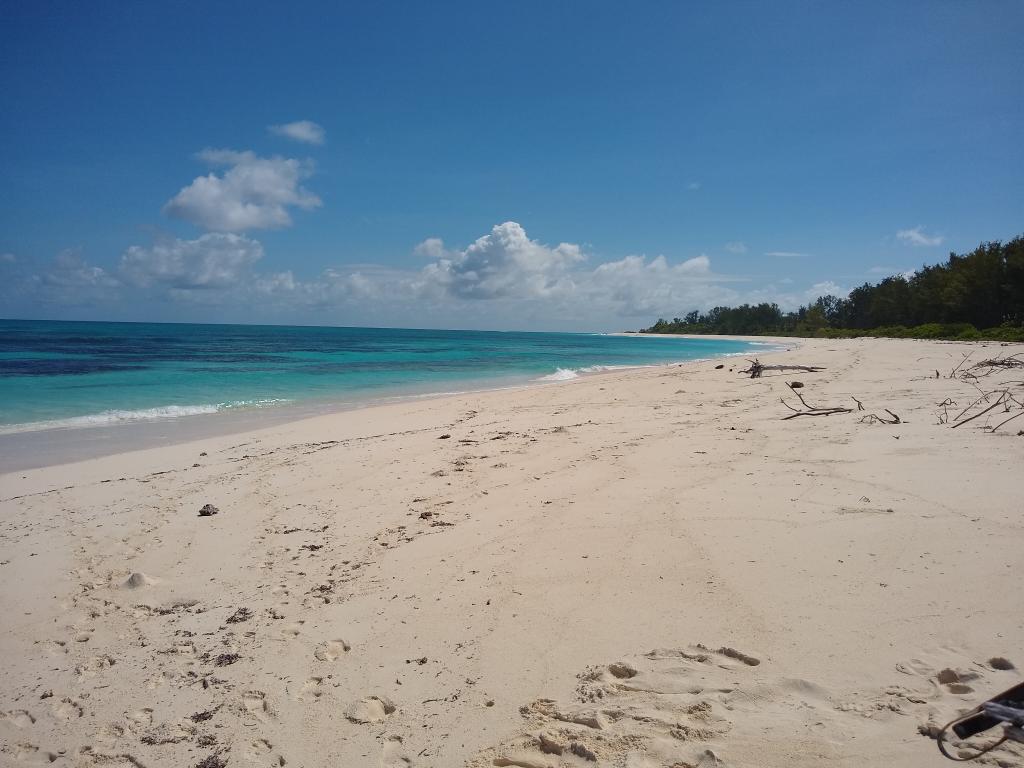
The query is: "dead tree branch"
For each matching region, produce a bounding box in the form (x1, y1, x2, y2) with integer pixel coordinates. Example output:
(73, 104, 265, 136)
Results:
(991, 410, 1024, 433)
(949, 352, 973, 379)
(860, 409, 902, 425)
(741, 358, 826, 379)
(779, 382, 853, 420)
(951, 391, 1010, 429)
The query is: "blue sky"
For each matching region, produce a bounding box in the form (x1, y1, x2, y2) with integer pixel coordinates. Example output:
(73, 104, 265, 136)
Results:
(1, 1, 1022, 331)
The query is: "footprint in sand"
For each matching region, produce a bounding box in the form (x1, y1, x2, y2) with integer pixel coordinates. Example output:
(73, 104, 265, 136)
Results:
(280, 623, 303, 638)
(242, 691, 274, 723)
(75, 655, 117, 678)
(314, 639, 350, 661)
(470, 643, 765, 768)
(1, 710, 36, 729)
(935, 668, 979, 695)
(125, 708, 153, 729)
(50, 698, 83, 721)
(40, 640, 67, 657)
(10, 743, 59, 765)
(297, 677, 324, 701)
(381, 735, 414, 767)
(345, 695, 396, 724)
(77, 746, 147, 767)
(245, 737, 285, 765)
(248, 738, 274, 757)
(863, 649, 1024, 766)
(94, 723, 125, 746)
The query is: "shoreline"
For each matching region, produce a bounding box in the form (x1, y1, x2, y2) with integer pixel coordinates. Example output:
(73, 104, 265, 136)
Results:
(2, 337, 1022, 767)
(0, 341, 784, 473)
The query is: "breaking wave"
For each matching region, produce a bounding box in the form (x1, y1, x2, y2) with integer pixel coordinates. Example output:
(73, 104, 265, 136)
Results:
(0, 399, 290, 435)
(537, 364, 647, 382)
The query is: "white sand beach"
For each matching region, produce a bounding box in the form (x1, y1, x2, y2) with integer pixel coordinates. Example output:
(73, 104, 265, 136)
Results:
(1, 337, 1023, 767)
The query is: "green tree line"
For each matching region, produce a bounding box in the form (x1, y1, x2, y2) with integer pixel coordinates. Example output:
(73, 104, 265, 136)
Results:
(641, 236, 1024, 341)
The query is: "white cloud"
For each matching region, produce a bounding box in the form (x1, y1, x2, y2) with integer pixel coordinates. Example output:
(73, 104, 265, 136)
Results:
(27, 250, 121, 305)
(268, 120, 325, 145)
(413, 237, 447, 258)
(687, 181, 701, 191)
(868, 265, 915, 280)
(724, 241, 748, 255)
(805, 280, 847, 300)
(896, 226, 943, 247)
(417, 221, 585, 300)
(163, 149, 321, 232)
(579, 252, 740, 317)
(0, 252, 15, 263)
(120, 233, 264, 291)
(14, 222, 865, 331)
(765, 251, 810, 258)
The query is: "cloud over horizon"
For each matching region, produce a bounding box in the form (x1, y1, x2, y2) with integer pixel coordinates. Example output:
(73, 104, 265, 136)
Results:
(416, 222, 585, 300)
(120, 233, 265, 292)
(7, 221, 862, 329)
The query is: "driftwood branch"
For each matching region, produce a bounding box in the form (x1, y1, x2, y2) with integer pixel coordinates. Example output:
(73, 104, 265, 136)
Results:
(779, 382, 852, 420)
(860, 409, 902, 425)
(951, 391, 1008, 429)
(991, 410, 1024, 433)
(935, 397, 956, 424)
(948, 389, 1023, 431)
(971, 353, 1024, 372)
(741, 358, 826, 379)
(949, 352, 973, 379)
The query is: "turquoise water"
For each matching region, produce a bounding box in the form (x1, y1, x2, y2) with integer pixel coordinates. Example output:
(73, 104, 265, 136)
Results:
(0, 320, 761, 433)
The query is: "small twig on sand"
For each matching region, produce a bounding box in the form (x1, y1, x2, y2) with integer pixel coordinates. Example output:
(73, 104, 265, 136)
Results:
(779, 383, 853, 420)
(860, 409, 901, 425)
(991, 410, 1024, 433)
(949, 352, 973, 379)
(951, 391, 1009, 429)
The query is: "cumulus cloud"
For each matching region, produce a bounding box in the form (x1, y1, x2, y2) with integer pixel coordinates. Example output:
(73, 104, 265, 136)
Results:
(896, 226, 943, 247)
(408, 226, 761, 322)
(120, 233, 264, 291)
(413, 237, 447, 258)
(13, 221, 859, 330)
(418, 221, 585, 300)
(26, 250, 121, 305)
(724, 241, 748, 255)
(268, 120, 325, 145)
(578, 253, 742, 318)
(805, 280, 846, 300)
(163, 149, 321, 232)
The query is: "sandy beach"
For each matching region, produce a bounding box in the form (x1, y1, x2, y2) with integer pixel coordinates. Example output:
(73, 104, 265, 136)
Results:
(1, 337, 1022, 767)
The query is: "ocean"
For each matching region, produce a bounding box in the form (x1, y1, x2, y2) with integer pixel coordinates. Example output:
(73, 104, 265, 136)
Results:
(0, 319, 762, 435)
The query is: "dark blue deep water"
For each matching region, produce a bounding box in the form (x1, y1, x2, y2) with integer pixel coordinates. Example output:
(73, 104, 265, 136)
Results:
(0, 320, 762, 433)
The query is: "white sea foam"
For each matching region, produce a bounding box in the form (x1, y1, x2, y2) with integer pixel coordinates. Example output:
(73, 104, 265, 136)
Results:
(538, 367, 580, 381)
(0, 399, 290, 435)
(537, 363, 648, 382)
